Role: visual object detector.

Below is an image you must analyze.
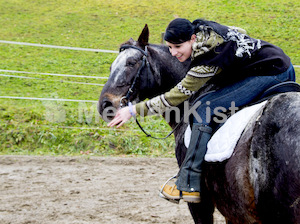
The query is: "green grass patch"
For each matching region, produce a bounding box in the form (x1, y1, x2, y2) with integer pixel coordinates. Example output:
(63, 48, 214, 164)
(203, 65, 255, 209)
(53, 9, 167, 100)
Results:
(0, 0, 299, 156)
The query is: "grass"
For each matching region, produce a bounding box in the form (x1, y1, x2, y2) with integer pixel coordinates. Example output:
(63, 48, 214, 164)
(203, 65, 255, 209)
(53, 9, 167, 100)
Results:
(0, 0, 299, 156)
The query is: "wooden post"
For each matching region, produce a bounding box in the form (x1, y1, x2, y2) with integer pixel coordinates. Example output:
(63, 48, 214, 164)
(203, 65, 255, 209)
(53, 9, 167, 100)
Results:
(161, 32, 165, 44)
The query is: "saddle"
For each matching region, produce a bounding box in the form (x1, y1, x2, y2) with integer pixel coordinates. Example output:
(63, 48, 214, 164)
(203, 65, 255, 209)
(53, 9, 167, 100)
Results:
(254, 81, 300, 103)
(185, 81, 300, 162)
(208, 81, 300, 131)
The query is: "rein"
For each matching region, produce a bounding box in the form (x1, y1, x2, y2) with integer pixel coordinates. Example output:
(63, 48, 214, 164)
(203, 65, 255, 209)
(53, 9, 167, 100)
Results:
(118, 44, 183, 140)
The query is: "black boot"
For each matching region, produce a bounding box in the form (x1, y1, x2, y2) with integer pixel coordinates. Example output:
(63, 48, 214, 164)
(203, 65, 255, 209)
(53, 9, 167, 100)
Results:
(160, 124, 212, 203)
(175, 124, 213, 193)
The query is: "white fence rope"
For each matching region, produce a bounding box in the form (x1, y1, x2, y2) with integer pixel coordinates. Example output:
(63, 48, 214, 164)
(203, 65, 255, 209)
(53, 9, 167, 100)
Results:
(0, 74, 105, 86)
(14, 123, 173, 133)
(58, 81, 104, 86)
(0, 69, 108, 79)
(0, 40, 119, 53)
(0, 74, 37, 79)
(59, 81, 104, 86)
(0, 96, 98, 103)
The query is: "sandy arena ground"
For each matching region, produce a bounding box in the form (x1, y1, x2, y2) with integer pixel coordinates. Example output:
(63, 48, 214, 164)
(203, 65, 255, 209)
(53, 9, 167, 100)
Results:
(0, 156, 225, 224)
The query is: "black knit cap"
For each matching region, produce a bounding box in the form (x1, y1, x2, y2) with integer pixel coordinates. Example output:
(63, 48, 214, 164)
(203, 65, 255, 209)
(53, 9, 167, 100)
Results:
(164, 18, 194, 44)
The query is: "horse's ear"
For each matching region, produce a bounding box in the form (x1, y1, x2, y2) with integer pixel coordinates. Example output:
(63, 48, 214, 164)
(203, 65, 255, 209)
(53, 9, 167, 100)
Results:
(128, 38, 135, 44)
(138, 24, 149, 46)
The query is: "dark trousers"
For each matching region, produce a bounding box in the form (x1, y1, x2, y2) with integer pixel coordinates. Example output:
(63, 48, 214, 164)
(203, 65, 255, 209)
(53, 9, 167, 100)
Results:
(176, 64, 295, 192)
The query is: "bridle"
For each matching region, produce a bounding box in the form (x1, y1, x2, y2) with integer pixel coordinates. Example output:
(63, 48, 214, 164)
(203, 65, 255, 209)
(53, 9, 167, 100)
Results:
(118, 44, 183, 139)
(119, 44, 153, 108)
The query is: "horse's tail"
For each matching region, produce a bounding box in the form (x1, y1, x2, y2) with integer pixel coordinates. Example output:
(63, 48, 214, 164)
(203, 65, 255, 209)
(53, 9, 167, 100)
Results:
(250, 92, 300, 223)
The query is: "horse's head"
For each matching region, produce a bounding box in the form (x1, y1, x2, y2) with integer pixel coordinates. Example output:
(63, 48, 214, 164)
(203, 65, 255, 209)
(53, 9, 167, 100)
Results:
(98, 25, 160, 120)
(98, 24, 191, 121)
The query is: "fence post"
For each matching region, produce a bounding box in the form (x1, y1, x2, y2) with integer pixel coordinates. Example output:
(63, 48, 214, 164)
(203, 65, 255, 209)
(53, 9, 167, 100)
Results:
(161, 32, 165, 44)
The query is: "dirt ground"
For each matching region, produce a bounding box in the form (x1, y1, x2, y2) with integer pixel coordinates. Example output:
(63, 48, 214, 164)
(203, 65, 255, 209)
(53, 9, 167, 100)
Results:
(0, 156, 225, 224)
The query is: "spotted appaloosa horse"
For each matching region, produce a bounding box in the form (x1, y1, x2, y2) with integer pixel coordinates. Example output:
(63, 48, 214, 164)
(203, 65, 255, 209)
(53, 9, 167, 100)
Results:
(98, 25, 300, 224)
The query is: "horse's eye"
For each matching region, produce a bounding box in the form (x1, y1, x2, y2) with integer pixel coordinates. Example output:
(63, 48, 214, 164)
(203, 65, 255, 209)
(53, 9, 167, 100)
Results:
(126, 60, 136, 67)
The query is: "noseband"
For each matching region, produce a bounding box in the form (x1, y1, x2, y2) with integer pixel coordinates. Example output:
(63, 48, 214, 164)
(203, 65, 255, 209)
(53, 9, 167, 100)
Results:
(119, 44, 153, 108)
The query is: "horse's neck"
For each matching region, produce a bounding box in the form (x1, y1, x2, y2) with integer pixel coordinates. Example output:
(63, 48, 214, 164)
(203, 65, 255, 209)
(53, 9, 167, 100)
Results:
(149, 45, 189, 87)
(149, 45, 190, 129)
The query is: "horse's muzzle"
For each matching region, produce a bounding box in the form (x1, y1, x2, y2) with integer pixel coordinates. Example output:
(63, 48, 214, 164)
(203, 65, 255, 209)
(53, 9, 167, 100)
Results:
(98, 97, 116, 121)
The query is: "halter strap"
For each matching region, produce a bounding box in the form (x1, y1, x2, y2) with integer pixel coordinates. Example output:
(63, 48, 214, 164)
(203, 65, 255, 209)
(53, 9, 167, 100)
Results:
(120, 44, 148, 56)
(118, 45, 152, 107)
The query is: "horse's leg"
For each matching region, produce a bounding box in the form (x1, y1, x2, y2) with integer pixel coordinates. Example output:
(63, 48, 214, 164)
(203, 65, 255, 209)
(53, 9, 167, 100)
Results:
(187, 182, 214, 224)
(188, 203, 214, 224)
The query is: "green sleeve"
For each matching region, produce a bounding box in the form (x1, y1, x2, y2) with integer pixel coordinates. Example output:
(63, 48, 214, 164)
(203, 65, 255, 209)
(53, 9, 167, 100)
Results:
(135, 75, 211, 116)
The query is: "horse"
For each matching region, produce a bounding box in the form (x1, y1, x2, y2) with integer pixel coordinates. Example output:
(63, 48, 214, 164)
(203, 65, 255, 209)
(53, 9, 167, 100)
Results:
(97, 24, 300, 224)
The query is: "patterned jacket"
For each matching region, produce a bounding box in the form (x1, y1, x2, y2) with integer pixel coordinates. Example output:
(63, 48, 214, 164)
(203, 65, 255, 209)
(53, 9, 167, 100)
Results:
(135, 20, 290, 116)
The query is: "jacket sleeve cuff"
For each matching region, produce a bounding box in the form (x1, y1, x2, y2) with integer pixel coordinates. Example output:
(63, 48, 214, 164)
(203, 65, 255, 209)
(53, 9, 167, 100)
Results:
(135, 102, 149, 117)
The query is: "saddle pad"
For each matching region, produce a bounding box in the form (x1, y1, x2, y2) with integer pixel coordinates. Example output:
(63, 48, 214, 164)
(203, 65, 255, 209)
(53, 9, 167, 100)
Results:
(184, 101, 267, 162)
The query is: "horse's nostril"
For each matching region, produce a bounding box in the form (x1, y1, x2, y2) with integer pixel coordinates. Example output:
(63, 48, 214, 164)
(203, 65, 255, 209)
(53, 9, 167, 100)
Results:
(102, 100, 113, 110)
(100, 99, 116, 122)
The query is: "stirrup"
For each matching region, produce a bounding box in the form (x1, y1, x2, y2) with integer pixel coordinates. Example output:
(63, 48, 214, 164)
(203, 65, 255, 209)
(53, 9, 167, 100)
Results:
(159, 174, 180, 204)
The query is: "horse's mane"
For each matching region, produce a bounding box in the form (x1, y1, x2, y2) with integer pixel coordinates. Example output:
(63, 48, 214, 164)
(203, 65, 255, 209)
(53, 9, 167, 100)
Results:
(119, 38, 169, 54)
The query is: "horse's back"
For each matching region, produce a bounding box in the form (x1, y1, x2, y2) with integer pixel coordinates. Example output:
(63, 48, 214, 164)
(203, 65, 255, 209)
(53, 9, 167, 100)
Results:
(250, 92, 300, 223)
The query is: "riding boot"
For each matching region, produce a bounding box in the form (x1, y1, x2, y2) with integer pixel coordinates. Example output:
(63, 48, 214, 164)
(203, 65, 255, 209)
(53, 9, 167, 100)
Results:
(175, 123, 213, 193)
(159, 123, 212, 203)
